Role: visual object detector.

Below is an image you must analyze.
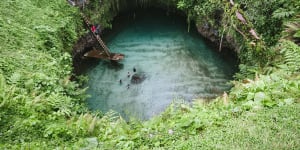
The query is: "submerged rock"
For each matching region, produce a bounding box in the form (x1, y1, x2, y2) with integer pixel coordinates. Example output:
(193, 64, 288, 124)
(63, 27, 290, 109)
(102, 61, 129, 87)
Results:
(131, 73, 146, 84)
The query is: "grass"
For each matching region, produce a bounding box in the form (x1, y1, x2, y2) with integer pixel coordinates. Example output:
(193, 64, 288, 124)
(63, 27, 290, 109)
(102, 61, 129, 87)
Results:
(177, 103, 300, 149)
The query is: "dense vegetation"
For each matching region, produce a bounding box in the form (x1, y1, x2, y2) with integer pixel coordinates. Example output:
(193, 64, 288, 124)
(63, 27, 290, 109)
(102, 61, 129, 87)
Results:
(0, 0, 299, 149)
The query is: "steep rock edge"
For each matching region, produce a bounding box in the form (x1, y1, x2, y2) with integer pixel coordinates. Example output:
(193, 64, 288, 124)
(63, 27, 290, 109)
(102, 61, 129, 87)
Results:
(72, 33, 98, 74)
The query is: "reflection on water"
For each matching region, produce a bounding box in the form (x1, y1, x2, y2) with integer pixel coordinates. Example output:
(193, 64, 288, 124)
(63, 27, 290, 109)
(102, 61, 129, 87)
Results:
(85, 10, 237, 120)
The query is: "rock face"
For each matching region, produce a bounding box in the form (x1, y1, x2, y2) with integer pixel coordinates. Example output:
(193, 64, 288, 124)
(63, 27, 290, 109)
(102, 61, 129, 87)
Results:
(72, 33, 97, 74)
(196, 22, 220, 45)
(196, 21, 241, 53)
(131, 73, 146, 84)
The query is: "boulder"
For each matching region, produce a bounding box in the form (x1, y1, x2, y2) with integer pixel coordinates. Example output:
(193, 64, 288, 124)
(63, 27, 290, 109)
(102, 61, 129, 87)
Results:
(131, 73, 146, 84)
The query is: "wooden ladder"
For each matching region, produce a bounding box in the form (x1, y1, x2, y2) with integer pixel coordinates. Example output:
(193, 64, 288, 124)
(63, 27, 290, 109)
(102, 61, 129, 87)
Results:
(80, 13, 111, 57)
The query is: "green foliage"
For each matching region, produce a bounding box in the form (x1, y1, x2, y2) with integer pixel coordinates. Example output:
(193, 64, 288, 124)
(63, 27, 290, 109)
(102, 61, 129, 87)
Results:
(176, 1, 186, 9)
(173, 103, 300, 149)
(231, 72, 300, 108)
(283, 15, 300, 45)
(272, 8, 295, 19)
(0, 0, 88, 147)
(83, 0, 116, 29)
(278, 40, 300, 72)
(236, 0, 300, 46)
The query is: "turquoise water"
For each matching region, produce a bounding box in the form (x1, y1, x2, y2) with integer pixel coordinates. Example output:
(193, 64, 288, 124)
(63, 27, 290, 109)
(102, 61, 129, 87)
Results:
(85, 10, 237, 120)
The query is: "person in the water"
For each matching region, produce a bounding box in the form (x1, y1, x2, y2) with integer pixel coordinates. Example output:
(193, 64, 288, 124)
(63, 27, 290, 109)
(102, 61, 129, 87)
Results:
(133, 67, 136, 72)
(127, 72, 130, 78)
(127, 84, 130, 89)
(119, 79, 122, 84)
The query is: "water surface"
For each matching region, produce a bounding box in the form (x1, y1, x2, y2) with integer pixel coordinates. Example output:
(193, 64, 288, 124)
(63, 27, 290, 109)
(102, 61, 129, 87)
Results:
(85, 10, 237, 120)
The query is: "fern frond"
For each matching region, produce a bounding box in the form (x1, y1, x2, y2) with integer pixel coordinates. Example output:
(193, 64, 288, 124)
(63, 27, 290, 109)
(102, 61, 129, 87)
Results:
(272, 8, 295, 19)
(283, 15, 300, 44)
(280, 40, 300, 72)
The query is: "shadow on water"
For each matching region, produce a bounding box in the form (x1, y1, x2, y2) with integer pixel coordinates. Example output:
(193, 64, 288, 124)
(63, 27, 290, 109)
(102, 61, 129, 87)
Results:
(78, 59, 124, 74)
(83, 8, 238, 120)
(103, 61, 124, 71)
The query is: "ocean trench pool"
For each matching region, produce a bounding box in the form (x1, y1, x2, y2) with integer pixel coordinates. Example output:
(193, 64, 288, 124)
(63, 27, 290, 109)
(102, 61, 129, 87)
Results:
(84, 10, 237, 120)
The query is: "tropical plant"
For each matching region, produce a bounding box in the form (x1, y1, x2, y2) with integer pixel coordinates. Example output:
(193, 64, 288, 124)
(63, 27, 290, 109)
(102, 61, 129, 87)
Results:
(283, 15, 300, 45)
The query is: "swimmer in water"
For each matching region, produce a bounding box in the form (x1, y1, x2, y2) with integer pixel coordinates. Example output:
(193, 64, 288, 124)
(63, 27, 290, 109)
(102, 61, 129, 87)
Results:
(127, 72, 130, 78)
(133, 67, 136, 72)
(119, 79, 122, 84)
(127, 84, 130, 89)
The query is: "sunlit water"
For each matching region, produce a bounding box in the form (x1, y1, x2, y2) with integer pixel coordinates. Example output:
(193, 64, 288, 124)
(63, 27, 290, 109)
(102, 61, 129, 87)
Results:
(85, 10, 237, 120)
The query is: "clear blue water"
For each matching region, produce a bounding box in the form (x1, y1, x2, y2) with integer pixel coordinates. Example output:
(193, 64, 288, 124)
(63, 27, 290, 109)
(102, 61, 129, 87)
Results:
(85, 10, 237, 120)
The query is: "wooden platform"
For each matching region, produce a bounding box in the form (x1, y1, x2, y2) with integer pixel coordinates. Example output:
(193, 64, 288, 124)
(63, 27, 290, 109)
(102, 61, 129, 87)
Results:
(84, 49, 124, 61)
